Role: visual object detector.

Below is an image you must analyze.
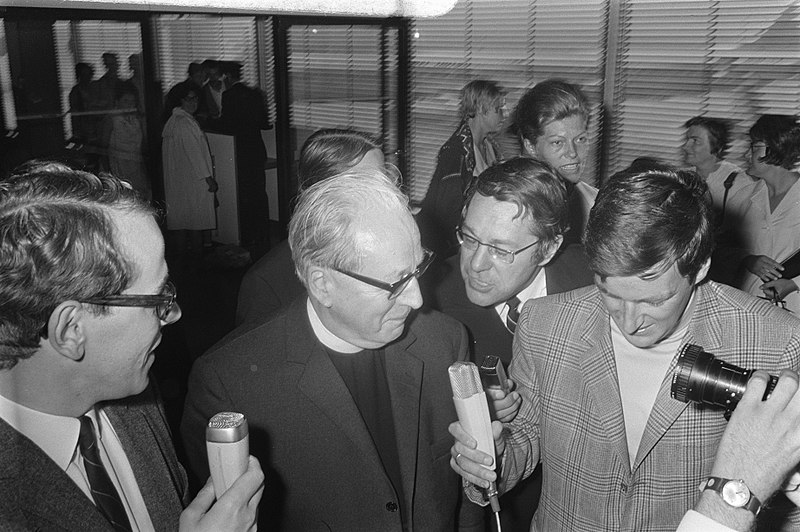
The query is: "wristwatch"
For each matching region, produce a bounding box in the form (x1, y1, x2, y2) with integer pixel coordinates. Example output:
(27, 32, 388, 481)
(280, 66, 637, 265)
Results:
(699, 476, 763, 516)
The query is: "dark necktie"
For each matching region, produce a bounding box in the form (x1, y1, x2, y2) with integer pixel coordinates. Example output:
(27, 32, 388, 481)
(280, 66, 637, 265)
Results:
(505, 296, 521, 333)
(78, 416, 133, 532)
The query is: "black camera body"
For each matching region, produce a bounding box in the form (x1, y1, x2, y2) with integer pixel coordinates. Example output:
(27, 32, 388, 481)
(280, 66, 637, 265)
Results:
(671, 344, 778, 417)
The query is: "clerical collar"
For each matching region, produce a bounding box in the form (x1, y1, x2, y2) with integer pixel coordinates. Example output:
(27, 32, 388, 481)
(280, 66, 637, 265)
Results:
(306, 298, 362, 353)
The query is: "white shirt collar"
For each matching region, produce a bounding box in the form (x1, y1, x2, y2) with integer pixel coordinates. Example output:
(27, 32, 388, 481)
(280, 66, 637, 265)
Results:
(306, 297, 362, 353)
(493, 266, 548, 318)
(0, 391, 83, 470)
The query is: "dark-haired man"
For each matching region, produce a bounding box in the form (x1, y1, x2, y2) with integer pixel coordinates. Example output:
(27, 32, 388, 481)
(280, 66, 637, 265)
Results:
(430, 157, 592, 531)
(0, 162, 263, 531)
(430, 156, 593, 367)
(451, 168, 800, 531)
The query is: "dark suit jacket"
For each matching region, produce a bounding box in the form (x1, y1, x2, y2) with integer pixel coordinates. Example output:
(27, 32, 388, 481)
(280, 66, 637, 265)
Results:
(430, 244, 594, 365)
(235, 240, 303, 326)
(0, 386, 188, 531)
(220, 82, 269, 162)
(182, 297, 483, 532)
(201, 83, 222, 120)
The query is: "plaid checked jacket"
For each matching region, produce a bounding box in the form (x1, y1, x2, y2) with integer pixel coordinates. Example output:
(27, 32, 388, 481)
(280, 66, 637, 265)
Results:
(500, 281, 800, 532)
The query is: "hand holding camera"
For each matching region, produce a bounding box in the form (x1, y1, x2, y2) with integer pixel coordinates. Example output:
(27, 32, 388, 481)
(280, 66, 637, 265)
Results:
(672, 344, 800, 509)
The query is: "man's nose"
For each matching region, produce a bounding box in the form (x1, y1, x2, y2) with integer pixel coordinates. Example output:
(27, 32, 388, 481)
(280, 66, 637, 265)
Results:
(397, 277, 423, 310)
(619, 301, 643, 334)
(468, 244, 492, 272)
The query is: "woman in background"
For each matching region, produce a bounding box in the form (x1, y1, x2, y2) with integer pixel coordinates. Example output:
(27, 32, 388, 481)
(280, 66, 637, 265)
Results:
(103, 82, 149, 199)
(421, 80, 506, 256)
(512, 78, 596, 244)
(162, 81, 217, 265)
(235, 128, 387, 326)
(737, 114, 800, 311)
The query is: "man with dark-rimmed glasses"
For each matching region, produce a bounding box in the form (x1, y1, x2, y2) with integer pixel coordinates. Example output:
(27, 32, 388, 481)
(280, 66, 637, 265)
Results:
(430, 157, 593, 368)
(427, 156, 593, 532)
(182, 169, 485, 531)
(0, 161, 264, 531)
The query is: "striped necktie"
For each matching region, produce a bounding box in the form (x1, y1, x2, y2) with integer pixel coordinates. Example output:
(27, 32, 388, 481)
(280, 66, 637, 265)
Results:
(505, 296, 521, 333)
(78, 416, 133, 532)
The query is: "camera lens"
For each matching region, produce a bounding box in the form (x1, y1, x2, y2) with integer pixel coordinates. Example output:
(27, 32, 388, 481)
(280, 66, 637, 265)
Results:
(671, 344, 777, 411)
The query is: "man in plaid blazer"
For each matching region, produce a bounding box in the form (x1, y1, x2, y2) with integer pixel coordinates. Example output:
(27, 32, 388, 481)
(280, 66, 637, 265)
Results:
(451, 167, 800, 531)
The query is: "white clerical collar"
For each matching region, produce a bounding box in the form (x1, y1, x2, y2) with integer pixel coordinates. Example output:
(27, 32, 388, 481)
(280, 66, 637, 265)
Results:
(306, 298, 362, 353)
(493, 266, 547, 317)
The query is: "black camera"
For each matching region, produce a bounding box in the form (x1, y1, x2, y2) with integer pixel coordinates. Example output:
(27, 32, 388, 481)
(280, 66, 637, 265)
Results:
(670, 344, 778, 415)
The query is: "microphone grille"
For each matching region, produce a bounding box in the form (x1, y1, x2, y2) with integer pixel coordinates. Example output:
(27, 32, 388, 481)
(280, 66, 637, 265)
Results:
(449, 361, 482, 399)
(208, 411, 246, 429)
(206, 412, 249, 443)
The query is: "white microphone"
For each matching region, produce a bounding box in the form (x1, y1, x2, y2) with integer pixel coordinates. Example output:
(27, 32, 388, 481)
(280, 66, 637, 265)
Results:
(206, 412, 249, 498)
(449, 361, 500, 512)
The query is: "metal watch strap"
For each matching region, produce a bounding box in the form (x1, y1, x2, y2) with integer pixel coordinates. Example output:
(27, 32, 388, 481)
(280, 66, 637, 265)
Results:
(701, 476, 763, 516)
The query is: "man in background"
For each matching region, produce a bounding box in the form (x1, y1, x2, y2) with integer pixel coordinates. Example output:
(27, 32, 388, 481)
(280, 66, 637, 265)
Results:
(0, 162, 263, 531)
(219, 61, 271, 255)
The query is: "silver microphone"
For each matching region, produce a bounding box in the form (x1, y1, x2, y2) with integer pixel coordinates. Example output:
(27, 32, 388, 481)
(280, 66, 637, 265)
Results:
(206, 412, 249, 498)
(449, 361, 500, 512)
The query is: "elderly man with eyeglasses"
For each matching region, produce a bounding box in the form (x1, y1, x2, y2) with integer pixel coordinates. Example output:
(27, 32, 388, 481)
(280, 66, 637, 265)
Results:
(0, 161, 264, 531)
(427, 156, 592, 532)
(182, 170, 485, 531)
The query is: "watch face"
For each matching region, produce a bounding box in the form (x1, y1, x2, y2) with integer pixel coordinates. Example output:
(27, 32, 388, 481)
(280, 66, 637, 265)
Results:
(721, 479, 751, 507)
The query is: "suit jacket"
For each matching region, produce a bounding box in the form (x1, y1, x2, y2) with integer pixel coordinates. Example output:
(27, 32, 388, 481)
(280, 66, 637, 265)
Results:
(429, 244, 594, 365)
(498, 281, 800, 532)
(182, 297, 483, 532)
(0, 386, 188, 531)
(220, 82, 269, 162)
(235, 240, 303, 326)
(201, 83, 222, 120)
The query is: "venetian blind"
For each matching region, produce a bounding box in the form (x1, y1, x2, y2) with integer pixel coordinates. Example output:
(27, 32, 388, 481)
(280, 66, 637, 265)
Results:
(607, 0, 800, 176)
(408, 0, 609, 204)
(287, 24, 400, 155)
(153, 14, 258, 98)
(52, 19, 143, 138)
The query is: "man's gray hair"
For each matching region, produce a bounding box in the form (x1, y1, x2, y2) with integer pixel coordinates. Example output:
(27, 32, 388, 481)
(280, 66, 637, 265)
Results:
(289, 170, 410, 287)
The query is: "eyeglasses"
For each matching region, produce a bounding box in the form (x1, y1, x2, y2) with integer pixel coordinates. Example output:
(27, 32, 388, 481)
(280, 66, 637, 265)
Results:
(335, 249, 435, 300)
(81, 281, 177, 321)
(749, 142, 766, 153)
(456, 227, 538, 264)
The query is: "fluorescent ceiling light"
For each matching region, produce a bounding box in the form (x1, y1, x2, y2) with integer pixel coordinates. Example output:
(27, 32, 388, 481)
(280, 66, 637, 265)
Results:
(5, 0, 458, 17)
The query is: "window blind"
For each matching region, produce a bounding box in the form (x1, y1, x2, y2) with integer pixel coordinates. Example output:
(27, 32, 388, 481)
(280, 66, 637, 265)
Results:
(409, 0, 608, 204)
(51, 19, 143, 138)
(154, 14, 258, 98)
(287, 24, 393, 151)
(607, 0, 800, 176)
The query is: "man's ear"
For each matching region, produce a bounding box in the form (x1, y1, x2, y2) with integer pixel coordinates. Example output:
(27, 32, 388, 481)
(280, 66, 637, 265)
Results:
(537, 235, 564, 267)
(306, 266, 335, 308)
(47, 301, 87, 361)
(694, 257, 712, 285)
